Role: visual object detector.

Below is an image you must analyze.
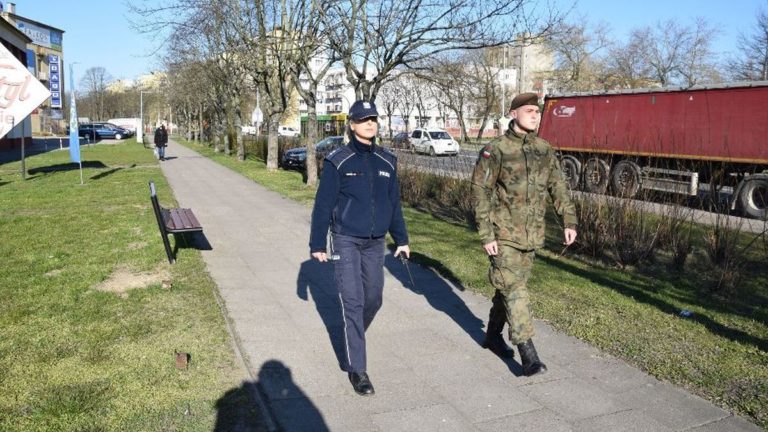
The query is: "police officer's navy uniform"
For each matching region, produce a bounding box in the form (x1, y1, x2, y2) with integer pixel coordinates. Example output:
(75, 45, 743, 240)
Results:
(309, 135, 409, 374)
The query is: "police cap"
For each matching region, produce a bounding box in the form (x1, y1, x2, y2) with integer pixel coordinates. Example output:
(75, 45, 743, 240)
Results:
(349, 100, 379, 120)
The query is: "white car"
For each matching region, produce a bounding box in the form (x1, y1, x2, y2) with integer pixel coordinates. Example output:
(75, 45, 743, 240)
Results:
(278, 125, 300, 137)
(410, 128, 460, 156)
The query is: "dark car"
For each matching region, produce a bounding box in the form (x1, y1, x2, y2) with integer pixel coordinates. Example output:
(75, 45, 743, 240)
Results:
(282, 136, 344, 171)
(391, 131, 411, 149)
(67, 122, 134, 140)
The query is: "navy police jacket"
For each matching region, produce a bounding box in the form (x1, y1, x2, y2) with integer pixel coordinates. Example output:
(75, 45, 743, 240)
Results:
(309, 136, 409, 252)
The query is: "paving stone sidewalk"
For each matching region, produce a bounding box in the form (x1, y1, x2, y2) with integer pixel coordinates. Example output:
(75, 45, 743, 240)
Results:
(159, 140, 761, 432)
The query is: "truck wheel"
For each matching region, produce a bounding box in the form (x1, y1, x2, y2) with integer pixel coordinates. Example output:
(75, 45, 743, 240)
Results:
(559, 155, 581, 190)
(739, 175, 768, 220)
(582, 158, 610, 194)
(429, 147, 436, 156)
(611, 160, 642, 198)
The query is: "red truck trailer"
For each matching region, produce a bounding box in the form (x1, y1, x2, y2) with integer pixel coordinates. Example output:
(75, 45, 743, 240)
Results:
(539, 82, 768, 220)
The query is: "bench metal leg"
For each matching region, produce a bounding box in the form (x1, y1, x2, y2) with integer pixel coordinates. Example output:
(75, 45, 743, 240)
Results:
(161, 232, 175, 264)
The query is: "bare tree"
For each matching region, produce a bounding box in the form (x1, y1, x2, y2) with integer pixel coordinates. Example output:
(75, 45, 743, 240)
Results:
(632, 18, 718, 87)
(317, 0, 559, 100)
(464, 51, 502, 139)
(729, 3, 768, 81)
(79, 67, 113, 120)
(285, 0, 337, 185)
(419, 55, 474, 142)
(546, 20, 611, 91)
(602, 31, 653, 89)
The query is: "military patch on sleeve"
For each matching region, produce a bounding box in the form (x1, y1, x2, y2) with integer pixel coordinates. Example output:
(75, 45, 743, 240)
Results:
(481, 145, 493, 159)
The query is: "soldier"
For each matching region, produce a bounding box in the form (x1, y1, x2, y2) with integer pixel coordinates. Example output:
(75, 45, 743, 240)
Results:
(471, 92, 578, 376)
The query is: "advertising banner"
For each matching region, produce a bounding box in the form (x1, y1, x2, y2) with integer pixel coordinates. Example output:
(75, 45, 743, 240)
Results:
(0, 44, 51, 139)
(48, 55, 61, 108)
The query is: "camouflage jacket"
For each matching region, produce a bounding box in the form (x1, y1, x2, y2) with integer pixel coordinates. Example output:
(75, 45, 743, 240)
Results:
(471, 128, 577, 250)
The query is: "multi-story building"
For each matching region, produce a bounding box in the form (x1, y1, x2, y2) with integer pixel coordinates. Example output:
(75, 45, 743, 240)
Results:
(1, 2, 66, 136)
(486, 36, 555, 106)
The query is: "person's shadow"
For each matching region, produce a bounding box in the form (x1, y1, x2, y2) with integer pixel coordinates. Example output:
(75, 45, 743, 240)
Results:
(213, 381, 263, 431)
(296, 259, 347, 370)
(214, 360, 329, 431)
(384, 250, 525, 376)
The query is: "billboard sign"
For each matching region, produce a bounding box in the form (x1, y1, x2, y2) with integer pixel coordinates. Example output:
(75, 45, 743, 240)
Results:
(15, 19, 63, 50)
(0, 44, 51, 139)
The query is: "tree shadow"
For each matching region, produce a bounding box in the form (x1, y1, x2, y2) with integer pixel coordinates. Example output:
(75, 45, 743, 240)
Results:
(538, 253, 768, 353)
(28, 161, 107, 175)
(254, 359, 330, 432)
(296, 259, 346, 370)
(90, 164, 135, 180)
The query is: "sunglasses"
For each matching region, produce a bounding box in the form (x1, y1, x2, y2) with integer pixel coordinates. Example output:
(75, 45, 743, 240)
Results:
(352, 116, 378, 124)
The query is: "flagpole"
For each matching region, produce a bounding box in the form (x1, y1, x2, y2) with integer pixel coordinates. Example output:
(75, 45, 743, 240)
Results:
(14, 116, 26, 180)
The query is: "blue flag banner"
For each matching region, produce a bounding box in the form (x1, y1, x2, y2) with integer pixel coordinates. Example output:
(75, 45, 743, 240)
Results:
(68, 64, 80, 163)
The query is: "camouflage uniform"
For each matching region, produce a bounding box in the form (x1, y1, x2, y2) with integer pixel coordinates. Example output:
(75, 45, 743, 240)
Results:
(471, 127, 577, 344)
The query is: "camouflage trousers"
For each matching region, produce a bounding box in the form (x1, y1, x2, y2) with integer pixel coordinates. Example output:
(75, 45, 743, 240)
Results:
(487, 244, 536, 344)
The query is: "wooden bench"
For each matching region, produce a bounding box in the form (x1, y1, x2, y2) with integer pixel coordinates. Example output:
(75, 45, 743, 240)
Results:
(150, 181, 203, 263)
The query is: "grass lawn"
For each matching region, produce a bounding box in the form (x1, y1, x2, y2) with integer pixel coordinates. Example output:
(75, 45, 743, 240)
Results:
(0, 139, 261, 431)
(179, 137, 768, 429)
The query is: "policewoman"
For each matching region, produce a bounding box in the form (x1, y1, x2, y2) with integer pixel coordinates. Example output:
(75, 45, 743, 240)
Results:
(309, 100, 410, 396)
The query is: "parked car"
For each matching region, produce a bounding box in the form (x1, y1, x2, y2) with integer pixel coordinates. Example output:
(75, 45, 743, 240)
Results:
(410, 128, 459, 156)
(68, 122, 134, 140)
(278, 125, 300, 137)
(107, 118, 141, 133)
(281, 136, 344, 170)
(391, 131, 411, 149)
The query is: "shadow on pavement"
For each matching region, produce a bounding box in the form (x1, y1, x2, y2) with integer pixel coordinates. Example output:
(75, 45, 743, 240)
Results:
(383, 252, 483, 340)
(385, 249, 526, 376)
(253, 360, 330, 432)
(296, 259, 346, 370)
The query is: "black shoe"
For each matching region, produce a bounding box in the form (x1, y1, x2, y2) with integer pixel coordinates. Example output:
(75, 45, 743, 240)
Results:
(517, 339, 547, 376)
(348, 372, 375, 396)
(482, 331, 515, 358)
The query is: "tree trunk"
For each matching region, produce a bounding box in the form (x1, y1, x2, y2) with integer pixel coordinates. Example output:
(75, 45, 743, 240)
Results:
(266, 114, 280, 171)
(305, 105, 319, 185)
(235, 104, 245, 161)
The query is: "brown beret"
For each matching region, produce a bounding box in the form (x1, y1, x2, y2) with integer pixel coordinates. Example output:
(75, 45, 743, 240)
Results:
(509, 92, 539, 111)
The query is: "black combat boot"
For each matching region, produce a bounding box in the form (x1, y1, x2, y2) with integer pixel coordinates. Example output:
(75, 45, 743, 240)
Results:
(482, 321, 515, 358)
(517, 339, 547, 376)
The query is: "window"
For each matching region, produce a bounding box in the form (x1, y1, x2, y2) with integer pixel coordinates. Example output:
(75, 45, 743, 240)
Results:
(411, 130, 421, 139)
(428, 131, 451, 140)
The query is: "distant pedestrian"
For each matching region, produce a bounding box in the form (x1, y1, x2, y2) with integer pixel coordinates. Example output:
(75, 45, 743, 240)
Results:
(471, 92, 578, 376)
(309, 100, 410, 396)
(154, 124, 168, 160)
